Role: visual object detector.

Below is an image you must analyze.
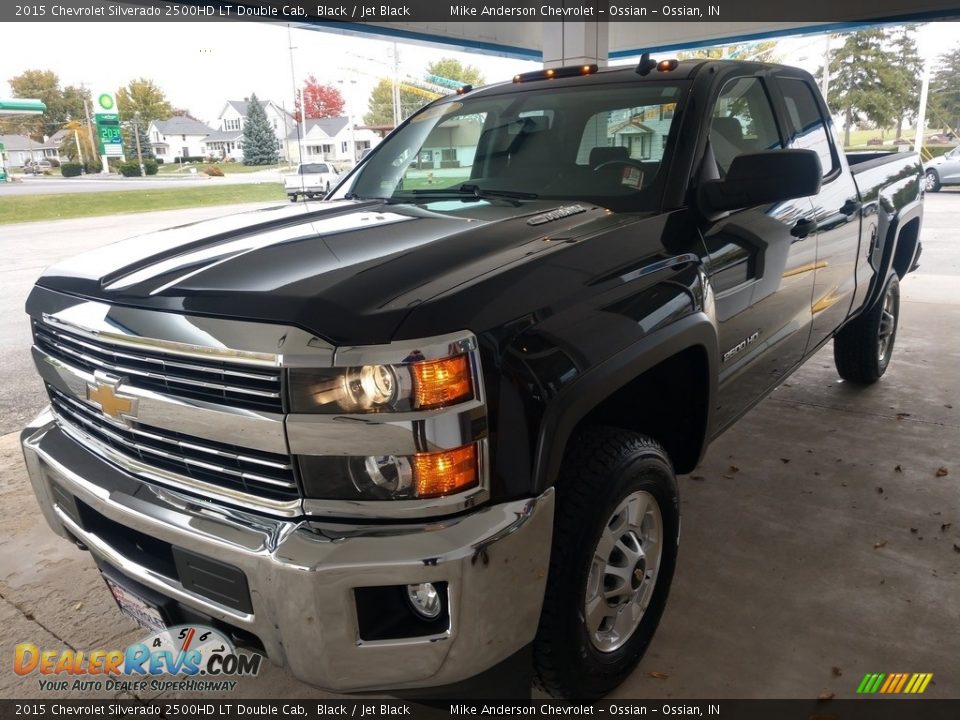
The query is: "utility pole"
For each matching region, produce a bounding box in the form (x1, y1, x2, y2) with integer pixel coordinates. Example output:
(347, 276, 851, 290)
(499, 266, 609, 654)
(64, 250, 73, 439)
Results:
(132, 112, 145, 176)
(914, 54, 933, 157)
(392, 42, 401, 128)
(821, 34, 830, 101)
(81, 92, 104, 174)
(287, 25, 304, 166)
(74, 127, 85, 172)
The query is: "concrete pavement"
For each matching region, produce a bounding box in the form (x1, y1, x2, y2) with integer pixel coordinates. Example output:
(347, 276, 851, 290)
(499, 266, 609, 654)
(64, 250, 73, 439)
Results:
(0, 193, 957, 700)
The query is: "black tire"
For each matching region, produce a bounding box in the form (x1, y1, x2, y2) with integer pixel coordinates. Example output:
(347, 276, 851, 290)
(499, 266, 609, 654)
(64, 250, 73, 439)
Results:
(924, 169, 941, 193)
(834, 272, 900, 385)
(533, 427, 680, 699)
(288, 194, 297, 203)
(325, 181, 331, 192)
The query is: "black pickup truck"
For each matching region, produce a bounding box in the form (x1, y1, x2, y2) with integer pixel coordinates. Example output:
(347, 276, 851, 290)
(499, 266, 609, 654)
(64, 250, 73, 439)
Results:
(21, 59, 923, 698)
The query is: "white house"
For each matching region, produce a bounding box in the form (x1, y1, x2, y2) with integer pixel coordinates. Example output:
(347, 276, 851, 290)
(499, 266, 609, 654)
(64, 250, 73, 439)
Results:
(148, 116, 215, 164)
(285, 117, 380, 166)
(204, 99, 292, 161)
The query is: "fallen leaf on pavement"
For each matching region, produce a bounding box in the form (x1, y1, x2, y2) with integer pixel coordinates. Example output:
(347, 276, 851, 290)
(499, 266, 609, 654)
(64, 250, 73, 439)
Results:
(910, 528, 918, 534)
(832, 667, 842, 677)
(895, 465, 903, 473)
(941, 523, 952, 532)
(817, 692, 835, 701)
(876, 487, 884, 494)
(780, 458, 791, 464)
(874, 541, 887, 549)
(935, 467, 949, 477)
(648, 671, 669, 680)
(690, 475, 706, 482)
(953, 544, 960, 554)
(729, 465, 740, 473)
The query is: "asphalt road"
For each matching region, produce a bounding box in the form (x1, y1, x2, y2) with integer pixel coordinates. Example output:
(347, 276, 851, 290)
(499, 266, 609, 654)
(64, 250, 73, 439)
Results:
(0, 191, 957, 437)
(0, 171, 285, 196)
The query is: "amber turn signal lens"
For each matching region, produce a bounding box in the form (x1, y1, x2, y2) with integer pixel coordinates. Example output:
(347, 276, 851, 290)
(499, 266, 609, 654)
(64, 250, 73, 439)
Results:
(410, 355, 472, 409)
(412, 444, 478, 498)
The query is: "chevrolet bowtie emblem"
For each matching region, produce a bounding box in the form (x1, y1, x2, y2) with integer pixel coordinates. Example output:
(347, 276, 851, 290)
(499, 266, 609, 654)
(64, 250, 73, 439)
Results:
(86, 379, 138, 422)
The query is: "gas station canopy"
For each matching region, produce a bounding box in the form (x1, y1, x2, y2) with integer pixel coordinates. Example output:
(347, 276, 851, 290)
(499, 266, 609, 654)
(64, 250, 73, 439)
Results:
(0, 99, 46, 116)
(296, 0, 960, 66)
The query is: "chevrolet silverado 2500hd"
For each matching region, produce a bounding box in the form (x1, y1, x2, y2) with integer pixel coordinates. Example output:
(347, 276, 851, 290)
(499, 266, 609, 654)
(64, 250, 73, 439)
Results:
(22, 60, 923, 698)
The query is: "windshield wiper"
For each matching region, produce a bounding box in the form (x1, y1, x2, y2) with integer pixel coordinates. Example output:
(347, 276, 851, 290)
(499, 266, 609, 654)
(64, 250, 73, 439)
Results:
(409, 184, 539, 201)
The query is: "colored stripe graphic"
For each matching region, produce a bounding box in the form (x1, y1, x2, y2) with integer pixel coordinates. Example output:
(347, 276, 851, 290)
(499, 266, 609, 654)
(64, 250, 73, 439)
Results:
(857, 672, 933, 694)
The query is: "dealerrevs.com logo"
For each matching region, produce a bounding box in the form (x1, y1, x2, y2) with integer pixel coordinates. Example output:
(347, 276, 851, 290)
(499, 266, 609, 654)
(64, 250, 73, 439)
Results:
(14, 625, 262, 693)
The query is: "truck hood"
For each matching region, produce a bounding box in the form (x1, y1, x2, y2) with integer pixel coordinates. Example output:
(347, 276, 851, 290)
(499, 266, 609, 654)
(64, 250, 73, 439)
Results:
(36, 198, 634, 345)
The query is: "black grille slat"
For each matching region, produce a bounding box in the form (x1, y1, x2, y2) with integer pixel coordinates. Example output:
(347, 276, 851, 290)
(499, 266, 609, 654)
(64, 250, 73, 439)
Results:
(34, 322, 282, 413)
(48, 385, 299, 502)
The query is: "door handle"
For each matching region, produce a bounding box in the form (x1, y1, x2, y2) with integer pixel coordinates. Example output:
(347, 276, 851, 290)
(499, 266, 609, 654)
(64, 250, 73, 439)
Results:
(840, 199, 861, 216)
(791, 218, 817, 239)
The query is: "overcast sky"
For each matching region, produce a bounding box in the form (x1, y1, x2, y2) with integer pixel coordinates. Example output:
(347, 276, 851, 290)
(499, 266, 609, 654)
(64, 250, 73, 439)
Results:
(3, 21, 957, 128)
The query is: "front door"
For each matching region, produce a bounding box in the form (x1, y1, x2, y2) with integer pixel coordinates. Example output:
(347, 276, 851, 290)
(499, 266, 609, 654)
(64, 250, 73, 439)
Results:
(699, 75, 818, 433)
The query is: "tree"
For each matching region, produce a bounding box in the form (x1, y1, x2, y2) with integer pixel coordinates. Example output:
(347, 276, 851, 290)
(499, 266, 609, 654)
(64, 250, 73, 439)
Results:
(6, 69, 88, 139)
(242, 93, 279, 165)
(424, 57, 485, 86)
(931, 44, 960, 134)
(58, 119, 101, 172)
(818, 30, 899, 146)
(116, 78, 173, 126)
(886, 27, 923, 138)
(122, 119, 154, 161)
(295, 76, 345, 119)
(364, 79, 430, 126)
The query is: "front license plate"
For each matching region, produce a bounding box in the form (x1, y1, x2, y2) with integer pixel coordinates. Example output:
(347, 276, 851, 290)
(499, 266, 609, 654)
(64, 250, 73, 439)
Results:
(104, 577, 166, 632)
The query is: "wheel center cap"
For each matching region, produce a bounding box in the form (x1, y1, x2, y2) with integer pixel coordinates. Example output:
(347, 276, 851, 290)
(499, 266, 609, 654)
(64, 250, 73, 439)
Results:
(631, 558, 647, 589)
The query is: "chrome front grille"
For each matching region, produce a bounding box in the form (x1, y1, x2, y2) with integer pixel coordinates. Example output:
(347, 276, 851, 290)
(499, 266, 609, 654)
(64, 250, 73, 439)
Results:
(48, 385, 299, 502)
(33, 321, 283, 413)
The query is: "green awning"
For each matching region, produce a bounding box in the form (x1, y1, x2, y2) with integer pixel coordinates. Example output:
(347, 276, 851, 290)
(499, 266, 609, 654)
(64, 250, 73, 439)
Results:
(0, 98, 47, 116)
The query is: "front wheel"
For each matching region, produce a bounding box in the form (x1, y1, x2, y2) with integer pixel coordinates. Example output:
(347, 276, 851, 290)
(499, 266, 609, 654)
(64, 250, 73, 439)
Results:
(288, 194, 297, 203)
(924, 169, 941, 192)
(834, 272, 900, 385)
(533, 428, 679, 698)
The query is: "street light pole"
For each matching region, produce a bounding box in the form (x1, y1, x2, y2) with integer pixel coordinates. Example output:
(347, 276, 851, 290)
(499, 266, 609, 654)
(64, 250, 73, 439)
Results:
(74, 128, 85, 173)
(132, 112, 145, 177)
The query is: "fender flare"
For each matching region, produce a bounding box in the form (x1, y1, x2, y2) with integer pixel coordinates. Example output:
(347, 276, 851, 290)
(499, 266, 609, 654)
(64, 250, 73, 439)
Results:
(530, 312, 718, 494)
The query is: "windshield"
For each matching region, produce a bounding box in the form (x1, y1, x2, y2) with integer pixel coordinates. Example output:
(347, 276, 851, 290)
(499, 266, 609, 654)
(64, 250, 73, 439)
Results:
(301, 163, 330, 174)
(336, 81, 687, 211)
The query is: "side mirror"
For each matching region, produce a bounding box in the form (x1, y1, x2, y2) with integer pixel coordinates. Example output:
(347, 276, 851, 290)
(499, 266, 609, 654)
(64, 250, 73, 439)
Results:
(699, 149, 822, 213)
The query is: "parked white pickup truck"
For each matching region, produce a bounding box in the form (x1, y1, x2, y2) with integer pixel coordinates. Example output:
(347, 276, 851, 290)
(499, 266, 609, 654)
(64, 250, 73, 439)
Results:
(284, 162, 339, 201)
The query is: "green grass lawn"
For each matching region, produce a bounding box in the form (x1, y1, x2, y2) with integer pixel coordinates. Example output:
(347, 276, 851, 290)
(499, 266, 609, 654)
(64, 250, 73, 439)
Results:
(0, 183, 286, 225)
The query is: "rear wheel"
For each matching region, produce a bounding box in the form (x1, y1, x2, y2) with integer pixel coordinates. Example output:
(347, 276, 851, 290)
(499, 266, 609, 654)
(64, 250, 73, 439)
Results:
(533, 427, 679, 698)
(924, 169, 941, 192)
(834, 272, 900, 385)
(288, 194, 297, 203)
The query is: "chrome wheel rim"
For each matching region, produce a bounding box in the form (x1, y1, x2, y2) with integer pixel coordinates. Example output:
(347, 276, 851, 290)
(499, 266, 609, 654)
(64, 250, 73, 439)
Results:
(584, 490, 663, 653)
(878, 284, 897, 363)
(923, 171, 937, 191)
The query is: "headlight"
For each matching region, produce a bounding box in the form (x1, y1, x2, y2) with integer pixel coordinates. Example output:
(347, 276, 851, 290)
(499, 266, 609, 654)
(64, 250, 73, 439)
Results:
(289, 353, 475, 413)
(299, 443, 480, 500)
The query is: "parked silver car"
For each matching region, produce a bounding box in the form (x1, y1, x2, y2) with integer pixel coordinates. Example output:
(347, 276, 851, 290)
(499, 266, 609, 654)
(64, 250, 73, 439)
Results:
(924, 146, 960, 191)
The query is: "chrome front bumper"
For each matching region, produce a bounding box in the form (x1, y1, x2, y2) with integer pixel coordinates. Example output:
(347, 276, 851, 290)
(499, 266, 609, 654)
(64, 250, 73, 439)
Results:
(21, 409, 554, 692)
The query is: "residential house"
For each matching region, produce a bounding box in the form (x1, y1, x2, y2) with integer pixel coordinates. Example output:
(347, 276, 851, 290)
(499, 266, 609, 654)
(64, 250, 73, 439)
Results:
(148, 116, 215, 164)
(0, 134, 60, 167)
(285, 117, 380, 166)
(204, 99, 292, 161)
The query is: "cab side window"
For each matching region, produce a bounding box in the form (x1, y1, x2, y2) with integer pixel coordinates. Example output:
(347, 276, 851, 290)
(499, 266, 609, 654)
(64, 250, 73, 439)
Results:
(709, 77, 783, 175)
(779, 78, 838, 178)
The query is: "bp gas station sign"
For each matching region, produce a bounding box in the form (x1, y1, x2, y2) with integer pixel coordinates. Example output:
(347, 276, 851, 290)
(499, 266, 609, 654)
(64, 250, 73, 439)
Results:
(94, 92, 123, 157)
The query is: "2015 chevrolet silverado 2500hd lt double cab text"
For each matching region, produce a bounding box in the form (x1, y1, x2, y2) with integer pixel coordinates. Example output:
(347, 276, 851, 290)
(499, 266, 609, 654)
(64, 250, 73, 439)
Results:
(21, 60, 923, 698)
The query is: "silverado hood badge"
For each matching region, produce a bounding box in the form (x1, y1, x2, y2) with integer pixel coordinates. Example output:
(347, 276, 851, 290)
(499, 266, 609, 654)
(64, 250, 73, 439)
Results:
(527, 204, 588, 226)
(86, 374, 138, 423)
